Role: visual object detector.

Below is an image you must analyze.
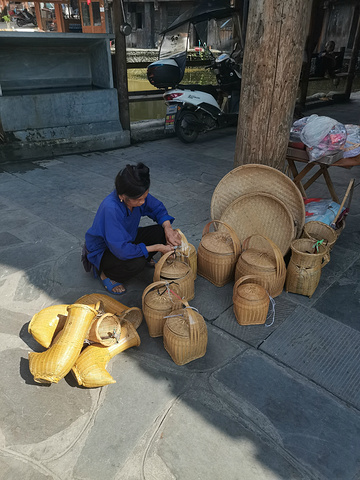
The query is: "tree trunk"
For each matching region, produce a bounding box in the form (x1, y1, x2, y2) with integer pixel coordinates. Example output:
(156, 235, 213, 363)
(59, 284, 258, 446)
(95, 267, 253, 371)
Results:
(234, 0, 311, 171)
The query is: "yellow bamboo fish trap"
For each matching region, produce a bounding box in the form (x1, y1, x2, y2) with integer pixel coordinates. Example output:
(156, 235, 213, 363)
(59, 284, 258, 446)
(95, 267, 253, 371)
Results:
(75, 293, 143, 330)
(163, 301, 208, 366)
(233, 275, 270, 325)
(175, 228, 197, 278)
(285, 239, 330, 298)
(75, 293, 128, 315)
(86, 313, 121, 346)
(154, 251, 194, 301)
(29, 303, 98, 384)
(197, 220, 241, 287)
(28, 304, 70, 348)
(302, 221, 337, 251)
(142, 281, 183, 337)
(235, 234, 286, 298)
(72, 319, 140, 388)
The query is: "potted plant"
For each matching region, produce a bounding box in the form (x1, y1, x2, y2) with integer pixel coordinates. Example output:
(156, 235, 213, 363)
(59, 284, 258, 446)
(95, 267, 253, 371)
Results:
(2, 14, 11, 29)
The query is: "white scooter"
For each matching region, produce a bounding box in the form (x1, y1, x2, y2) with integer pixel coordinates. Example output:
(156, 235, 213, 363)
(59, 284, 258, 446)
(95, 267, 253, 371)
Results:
(146, 3, 242, 143)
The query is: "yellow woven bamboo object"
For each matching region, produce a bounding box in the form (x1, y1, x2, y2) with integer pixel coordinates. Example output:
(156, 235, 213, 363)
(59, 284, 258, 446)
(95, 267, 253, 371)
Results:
(233, 275, 270, 325)
(142, 281, 183, 337)
(163, 301, 208, 365)
(72, 320, 141, 388)
(75, 293, 128, 314)
(197, 220, 241, 287)
(175, 228, 197, 279)
(285, 239, 330, 298)
(28, 304, 97, 384)
(28, 304, 70, 348)
(154, 251, 194, 301)
(235, 234, 286, 298)
(302, 221, 337, 251)
(87, 313, 121, 346)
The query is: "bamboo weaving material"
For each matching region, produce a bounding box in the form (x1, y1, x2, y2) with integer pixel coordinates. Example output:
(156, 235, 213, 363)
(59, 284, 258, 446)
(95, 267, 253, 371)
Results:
(233, 275, 270, 325)
(154, 251, 194, 301)
(163, 301, 207, 365)
(28, 304, 70, 348)
(72, 319, 140, 388)
(197, 220, 241, 287)
(29, 304, 97, 384)
(175, 228, 197, 279)
(142, 281, 183, 337)
(235, 235, 286, 298)
(285, 239, 330, 298)
(302, 221, 337, 251)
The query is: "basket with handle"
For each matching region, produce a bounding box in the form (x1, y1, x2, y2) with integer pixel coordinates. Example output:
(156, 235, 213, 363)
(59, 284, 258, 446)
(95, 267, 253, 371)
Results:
(302, 221, 337, 251)
(154, 251, 194, 301)
(235, 234, 286, 298)
(233, 275, 270, 325)
(86, 312, 121, 346)
(285, 239, 330, 298)
(175, 228, 197, 279)
(197, 220, 241, 287)
(163, 300, 208, 365)
(142, 281, 183, 337)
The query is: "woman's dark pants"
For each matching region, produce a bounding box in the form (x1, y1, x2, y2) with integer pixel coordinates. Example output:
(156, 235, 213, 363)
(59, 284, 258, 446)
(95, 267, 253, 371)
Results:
(99, 225, 166, 283)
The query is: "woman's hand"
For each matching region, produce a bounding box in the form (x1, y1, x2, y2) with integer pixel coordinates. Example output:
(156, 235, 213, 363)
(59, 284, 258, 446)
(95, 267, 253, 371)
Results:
(147, 244, 174, 255)
(162, 221, 182, 247)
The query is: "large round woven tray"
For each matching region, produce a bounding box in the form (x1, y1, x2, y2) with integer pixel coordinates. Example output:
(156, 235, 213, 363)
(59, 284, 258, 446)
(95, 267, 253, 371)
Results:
(220, 192, 296, 255)
(211, 164, 305, 238)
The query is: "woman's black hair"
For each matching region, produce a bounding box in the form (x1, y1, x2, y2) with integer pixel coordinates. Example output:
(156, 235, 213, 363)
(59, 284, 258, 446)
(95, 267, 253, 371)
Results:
(115, 163, 150, 198)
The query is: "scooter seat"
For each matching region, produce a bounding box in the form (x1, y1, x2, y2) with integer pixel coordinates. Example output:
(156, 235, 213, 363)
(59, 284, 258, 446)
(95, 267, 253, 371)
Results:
(177, 84, 218, 99)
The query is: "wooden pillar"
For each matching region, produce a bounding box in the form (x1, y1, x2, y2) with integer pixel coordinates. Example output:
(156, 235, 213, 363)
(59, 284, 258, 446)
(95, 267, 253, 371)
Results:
(345, 12, 360, 99)
(34, 2, 43, 31)
(113, 0, 130, 132)
(234, 0, 312, 171)
(54, 3, 65, 32)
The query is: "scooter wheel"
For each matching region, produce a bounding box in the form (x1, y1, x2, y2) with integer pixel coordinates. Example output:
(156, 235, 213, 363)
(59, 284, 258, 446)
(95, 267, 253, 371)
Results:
(175, 111, 199, 144)
(16, 18, 26, 27)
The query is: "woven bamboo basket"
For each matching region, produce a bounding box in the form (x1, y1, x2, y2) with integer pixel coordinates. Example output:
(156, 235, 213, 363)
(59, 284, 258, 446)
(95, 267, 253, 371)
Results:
(175, 228, 197, 278)
(233, 275, 270, 325)
(28, 304, 70, 348)
(163, 301, 208, 365)
(235, 235, 286, 298)
(302, 221, 337, 251)
(197, 220, 241, 287)
(154, 251, 194, 301)
(86, 312, 121, 346)
(142, 281, 183, 337)
(29, 304, 98, 384)
(72, 319, 140, 388)
(285, 239, 330, 298)
(75, 293, 128, 315)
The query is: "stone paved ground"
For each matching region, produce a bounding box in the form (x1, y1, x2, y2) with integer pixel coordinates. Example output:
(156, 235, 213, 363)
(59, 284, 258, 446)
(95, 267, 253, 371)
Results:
(0, 96, 360, 480)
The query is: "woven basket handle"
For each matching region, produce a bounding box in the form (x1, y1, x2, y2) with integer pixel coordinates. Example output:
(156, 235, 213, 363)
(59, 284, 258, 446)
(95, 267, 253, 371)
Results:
(242, 234, 285, 279)
(202, 220, 241, 257)
(234, 275, 261, 290)
(142, 280, 172, 305)
(177, 300, 200, 345)
(153, 251, 176, 282)
(321, 251, 330, 268)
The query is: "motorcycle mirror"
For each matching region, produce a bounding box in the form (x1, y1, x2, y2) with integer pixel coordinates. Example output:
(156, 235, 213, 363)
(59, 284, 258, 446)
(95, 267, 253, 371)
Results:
(120, 22, 132, 36)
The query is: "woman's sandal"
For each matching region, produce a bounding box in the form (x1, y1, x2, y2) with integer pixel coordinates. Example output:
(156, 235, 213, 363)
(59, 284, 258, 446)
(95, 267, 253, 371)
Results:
(101, 277, 127, 295)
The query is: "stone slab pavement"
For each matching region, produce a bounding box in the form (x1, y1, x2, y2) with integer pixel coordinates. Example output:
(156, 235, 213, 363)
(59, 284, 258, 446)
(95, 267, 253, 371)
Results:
(1, 95, 360, 480)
